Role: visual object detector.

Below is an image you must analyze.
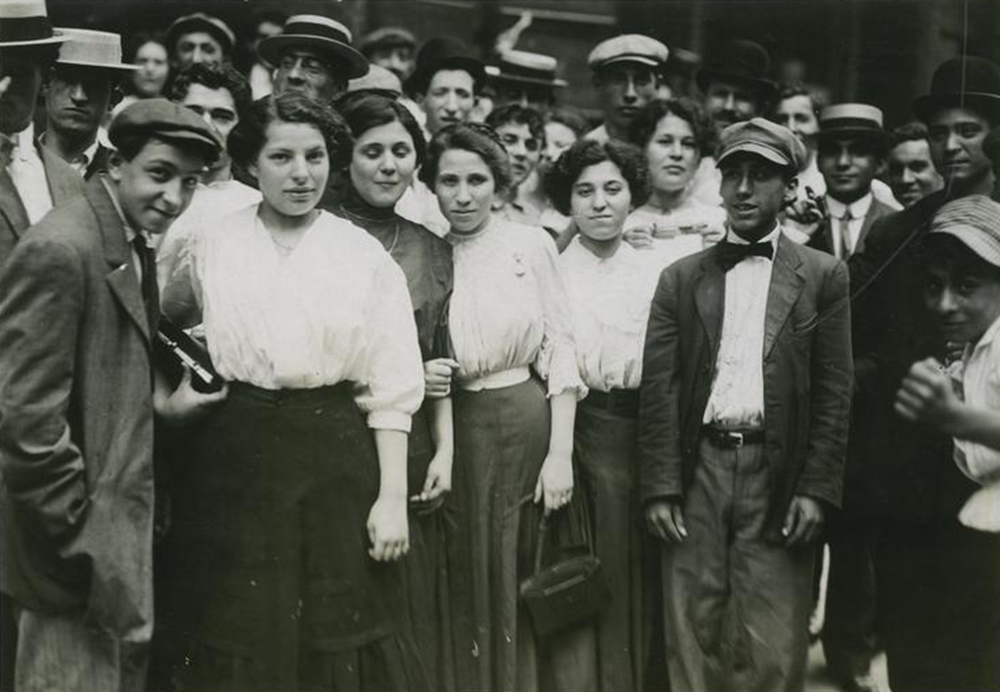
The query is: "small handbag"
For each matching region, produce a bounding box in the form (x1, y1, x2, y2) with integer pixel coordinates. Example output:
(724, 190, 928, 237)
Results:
(153, 317, 225, 393)
(519, 504, 611, 639)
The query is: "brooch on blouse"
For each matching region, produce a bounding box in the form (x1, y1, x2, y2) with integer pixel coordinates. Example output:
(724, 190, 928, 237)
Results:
(512, 251, 526, 277)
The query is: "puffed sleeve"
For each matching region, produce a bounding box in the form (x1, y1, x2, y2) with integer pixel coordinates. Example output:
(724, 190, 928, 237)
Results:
(160, 217, 205, 329)
(354, 255, 426, 432)
(531, 233, 588, 400)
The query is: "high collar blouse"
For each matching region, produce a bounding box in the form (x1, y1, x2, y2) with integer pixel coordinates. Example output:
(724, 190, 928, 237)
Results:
(447, 217, 586, 399)
(558, 237, 659, 392)
(161, 204, 424, 432)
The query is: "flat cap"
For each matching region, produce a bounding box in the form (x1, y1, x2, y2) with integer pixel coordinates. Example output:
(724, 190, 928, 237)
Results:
(588, 34, 668, 70)
(109, 98, 222, 164)
(929, 195, 1000, 268)
(359, 26, 416, 55)
(716, 117, 806, 171)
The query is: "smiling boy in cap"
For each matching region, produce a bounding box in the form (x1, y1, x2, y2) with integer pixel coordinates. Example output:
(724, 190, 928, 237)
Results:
(0, 98, 225, 692)
(639, 117, 851, 691)
(586, 33, 668, 143)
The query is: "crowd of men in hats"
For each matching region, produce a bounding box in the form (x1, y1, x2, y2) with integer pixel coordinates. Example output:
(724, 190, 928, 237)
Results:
(1, 0, 1000, 691)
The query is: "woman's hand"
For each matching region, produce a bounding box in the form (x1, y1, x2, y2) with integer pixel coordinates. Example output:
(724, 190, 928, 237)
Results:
(622, 224, 655, 250)
(534, 450, 573, 513)
(424, 358, 459, 399)
(367, 495, 409, 562)
(420, 448, 453, 503)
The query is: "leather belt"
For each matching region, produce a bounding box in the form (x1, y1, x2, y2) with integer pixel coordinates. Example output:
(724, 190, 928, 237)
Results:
(581, 388, 639, 419)
(701, 425, 765, 448)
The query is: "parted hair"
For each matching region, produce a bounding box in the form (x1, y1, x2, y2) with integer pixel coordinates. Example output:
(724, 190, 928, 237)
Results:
(544, 138, 649, 216)
(228, 91, 353, 170)
(337, 93, 427, 169)
(628, 97, 715, 157)
(418, 122, 512, 192)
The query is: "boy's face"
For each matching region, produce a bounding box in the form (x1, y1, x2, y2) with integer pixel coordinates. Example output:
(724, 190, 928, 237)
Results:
(107, 138, 206, 234)
(719, 153, 797, 240)
(817, 135, 884, 204)
(924, 251, 1000, 345)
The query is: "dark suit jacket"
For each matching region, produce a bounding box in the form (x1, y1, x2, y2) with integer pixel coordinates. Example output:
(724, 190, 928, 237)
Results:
(0, 143, 84, 268)
(0, 177, 155, 642)
(638, 232, 853, 542)
(846, 191, 976, 522)
(806, 195, 897, 257)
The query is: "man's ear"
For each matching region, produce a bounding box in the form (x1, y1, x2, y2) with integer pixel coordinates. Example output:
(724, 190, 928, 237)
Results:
(784, 175, 799, 204)
(106, 151, 125, 182)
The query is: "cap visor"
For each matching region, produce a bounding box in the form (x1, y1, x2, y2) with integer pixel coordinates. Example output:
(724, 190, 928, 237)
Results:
(598, 55, 660, 68)
(932, 226, 1000, 268)
(56, 59, 139, 71)
(717, 142, 791, 168)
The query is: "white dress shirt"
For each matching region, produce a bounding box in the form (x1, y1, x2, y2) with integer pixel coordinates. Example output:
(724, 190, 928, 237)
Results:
(955, 316, 1000, 485)
(8, 123, 54, 224)
(558, 237, 659, 392)
(163, 205, 425, 432)
(825, 192, 873, 259)
(702, 225, 781, 429)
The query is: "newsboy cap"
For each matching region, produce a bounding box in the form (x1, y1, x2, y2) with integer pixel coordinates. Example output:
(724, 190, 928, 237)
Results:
(929, 195, 1000, 268)
(588, 34, 668, 70)
(108, 98, 222, 164)
(716, 117, 806, 171)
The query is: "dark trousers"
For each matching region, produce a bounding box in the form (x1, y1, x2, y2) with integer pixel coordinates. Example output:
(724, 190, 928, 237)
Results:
(873, 517, 1000, 692)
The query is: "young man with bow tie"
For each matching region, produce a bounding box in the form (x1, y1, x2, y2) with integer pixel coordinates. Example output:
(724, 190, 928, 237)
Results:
(638, 118, 853, 692)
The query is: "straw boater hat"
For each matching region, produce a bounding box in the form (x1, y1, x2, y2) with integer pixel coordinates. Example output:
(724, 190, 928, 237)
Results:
(912, 56, 1000, 123)
(54, 28, 138, 72)
(816, 103, 892, 151)
(258, 15, 368, 79)
(165, 12, 235, 56)
(0, 0, 65, 47)
(489, 50, 567, 90)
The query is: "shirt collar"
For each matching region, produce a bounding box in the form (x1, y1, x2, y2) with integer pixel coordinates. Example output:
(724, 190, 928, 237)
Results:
(826, 192, 873, 221)
(725, 222, 781, 248)
(967, 315, 1000, 361)
(12, 123, 37, 162)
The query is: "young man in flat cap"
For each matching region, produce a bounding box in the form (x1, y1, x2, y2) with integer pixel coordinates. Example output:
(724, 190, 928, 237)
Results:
(0, 0, 83, 269)
(586, 33, 668, 143)
(39, 28, 138, 179)
(848, 55, 1000, 692)
(0, 99, 226, 692)
(165, 12, 235, 72)
(639, 118, 852, 692)
(360, 26, 417, 82)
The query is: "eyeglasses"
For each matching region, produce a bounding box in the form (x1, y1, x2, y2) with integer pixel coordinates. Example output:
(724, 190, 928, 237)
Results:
(279, 53, 332, 77)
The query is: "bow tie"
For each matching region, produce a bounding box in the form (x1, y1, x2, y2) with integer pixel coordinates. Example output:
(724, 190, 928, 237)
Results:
(715, 239, 774, 271)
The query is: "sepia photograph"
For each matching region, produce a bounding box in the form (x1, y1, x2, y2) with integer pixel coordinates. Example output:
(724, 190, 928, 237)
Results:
(1, 0, 999, 690)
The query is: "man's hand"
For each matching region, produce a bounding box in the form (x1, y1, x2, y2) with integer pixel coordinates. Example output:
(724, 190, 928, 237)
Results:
(783, 495, 825, 547)
(424, 358, 459, 399)
(154, 368, 228, 426)
(645, 498, 687, 543)
(894, 357, 960, 432)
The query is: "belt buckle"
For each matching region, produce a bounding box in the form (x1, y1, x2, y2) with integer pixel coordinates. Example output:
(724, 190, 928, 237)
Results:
(726, 431, 744, 448)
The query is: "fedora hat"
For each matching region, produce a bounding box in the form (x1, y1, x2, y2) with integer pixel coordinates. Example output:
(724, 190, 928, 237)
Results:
(165, 13, 235, 56)
(817, 103, 892, 149)
(405, 37, 485, 95)
(696, 39, 777, 101)
(259, 15, 368, 80)
(0, 0, 65, 48)
(912, 56, 1000, 123)
(54, 28, 137, 72)
(490, 50, 567, 89)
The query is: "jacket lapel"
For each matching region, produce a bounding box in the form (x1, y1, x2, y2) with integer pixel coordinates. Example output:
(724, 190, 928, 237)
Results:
(694, 249, 725, 355)
(763, 233, 805, 358)
(40, 145, 85, 206)
(0, 171, 30, 238)
(855, 199, 890, 254)
(88, 179, 151, 345)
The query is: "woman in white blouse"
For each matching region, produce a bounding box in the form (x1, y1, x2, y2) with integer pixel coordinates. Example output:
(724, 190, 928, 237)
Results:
(158, 92, 427, 691)
(624, 98, 726, 269)
(419, 123, 589, 691)
(546, 138, 659, 692)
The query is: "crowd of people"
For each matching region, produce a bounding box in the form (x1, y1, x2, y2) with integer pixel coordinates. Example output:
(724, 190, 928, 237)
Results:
(1, 1, 1000, 691)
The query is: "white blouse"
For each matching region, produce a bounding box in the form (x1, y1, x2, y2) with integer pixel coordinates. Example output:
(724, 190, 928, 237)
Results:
(448, 218, 585, 399)
(558, 238, 659, 392)
(162, 205, 424, 432)
(626, 199, 726, 271)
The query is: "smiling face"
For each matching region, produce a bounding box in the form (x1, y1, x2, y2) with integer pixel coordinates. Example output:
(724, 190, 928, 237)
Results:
(350, 119, 417, 208)
(927, 107, 993, 194)
(44, 65, 112, 140)
(719, 153, 797, 240)
(772, 94, 819, 148)
(433, 148, 496, 234)
(421, 69, 476, 135)
(495, 121, 540, 187)
(924, 244, 1000, 345)
(817, 135, 883, 204)
(107, 138, 206, 234)
(888, 138, 943, 207)
(133, 41, 169, 98)
(594, 63, 657, 135)
(645, 113, 701, 193)
(250, 120, 329, 219)
(571, 160, 631, 242)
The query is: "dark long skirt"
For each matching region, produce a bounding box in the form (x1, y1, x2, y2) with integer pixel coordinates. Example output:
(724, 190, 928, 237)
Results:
(575, 399, 654, 692)
(156, 382, 427, 692)
(447, 377, 597, 692)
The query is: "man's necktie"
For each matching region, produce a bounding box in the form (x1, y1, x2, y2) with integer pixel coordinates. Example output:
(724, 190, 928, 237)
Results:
(839, 208, 854, 259)
(131, 234, 160, 336)
(715, 239, 774, 272)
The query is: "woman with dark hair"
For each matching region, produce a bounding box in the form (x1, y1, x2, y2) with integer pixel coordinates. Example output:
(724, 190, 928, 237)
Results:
(543, 105, 589, 165)
(624, 97, 726, 269)
(159, 91, 427, 691)
(120, 32, 170, 104)
(421, 122, 590, 691)
(332, 93, 455, 689)
(547, 137, 659, 692)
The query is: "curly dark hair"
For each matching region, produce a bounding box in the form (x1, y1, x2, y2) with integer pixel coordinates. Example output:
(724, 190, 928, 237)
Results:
(418, 122, 512, 192)
(544, 138, 649, 216)
(485, 103, 546, 148)
(336, 93, 426, 169)
(167, 62, 254, 124)
(227, 91, 354, 171)
(628, 97, 715, 157)
(891, 121, 930, 147)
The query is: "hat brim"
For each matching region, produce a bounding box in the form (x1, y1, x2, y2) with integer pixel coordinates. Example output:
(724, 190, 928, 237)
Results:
(258, 34, 369, 79)
(696, 68, 777, 99)
(717, 142, 792, 169)
(931, 225, 1000, 268)
(405, 56, 485, 95)
(595, 55, 662, 69)
(0, 35, 67, 48)
(493, 73, 567, 89)
(816, 128, 892, 148)
(57, 59, 139, 71)
(912, 92, 1000, 122)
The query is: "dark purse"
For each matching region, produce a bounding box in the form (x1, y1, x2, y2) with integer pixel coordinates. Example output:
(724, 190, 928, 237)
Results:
(153, 317, 225, 393)
(519, 503, 611, 639)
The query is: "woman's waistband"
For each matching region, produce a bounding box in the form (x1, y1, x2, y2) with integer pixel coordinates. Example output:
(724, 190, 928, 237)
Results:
(580, 387, 640, 419)
(228, 380, 354, 407)
(458, 366, 531, 392)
